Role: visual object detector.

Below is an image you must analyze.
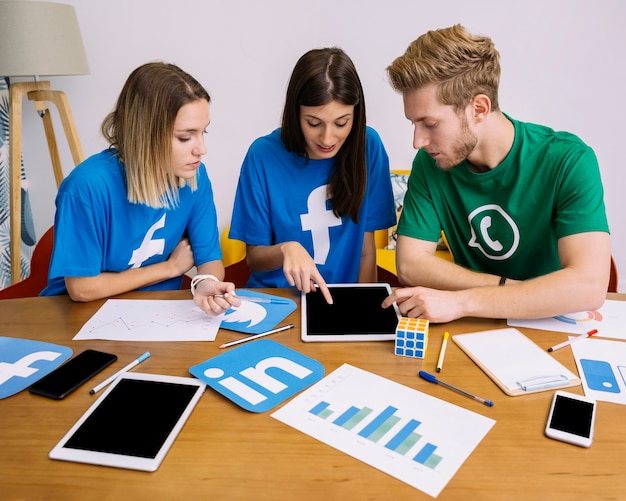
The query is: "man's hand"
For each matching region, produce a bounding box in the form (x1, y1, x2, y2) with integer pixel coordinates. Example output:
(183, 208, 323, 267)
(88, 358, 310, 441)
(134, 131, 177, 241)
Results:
(382, 286, 465, 323)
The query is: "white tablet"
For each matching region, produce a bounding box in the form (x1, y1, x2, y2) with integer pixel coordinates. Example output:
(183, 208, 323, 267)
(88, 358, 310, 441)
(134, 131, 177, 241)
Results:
(301, 283, 400, 342)
(49, 372, 206, 472)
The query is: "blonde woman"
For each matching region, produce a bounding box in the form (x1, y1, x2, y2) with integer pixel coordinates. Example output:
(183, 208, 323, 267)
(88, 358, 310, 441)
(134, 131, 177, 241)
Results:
(42, 62, 239, 316)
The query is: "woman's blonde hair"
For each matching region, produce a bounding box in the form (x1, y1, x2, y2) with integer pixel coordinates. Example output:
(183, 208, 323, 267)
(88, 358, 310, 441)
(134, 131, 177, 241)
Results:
(101, 62, 211, 208)
(387, 24, 501, 112)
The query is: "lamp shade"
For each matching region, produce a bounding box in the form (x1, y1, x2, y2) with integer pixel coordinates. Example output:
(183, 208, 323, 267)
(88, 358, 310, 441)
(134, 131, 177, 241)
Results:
(0, 1, 89, 77)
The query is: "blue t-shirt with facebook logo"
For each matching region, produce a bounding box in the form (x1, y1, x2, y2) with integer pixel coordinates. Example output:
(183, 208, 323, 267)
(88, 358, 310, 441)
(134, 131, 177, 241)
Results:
(229, 127, 396, 288)
(41, 149, 221, 296)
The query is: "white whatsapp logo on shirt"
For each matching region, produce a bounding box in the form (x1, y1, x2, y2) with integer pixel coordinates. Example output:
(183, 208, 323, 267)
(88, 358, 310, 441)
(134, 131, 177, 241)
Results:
(467, 204, 519, 260)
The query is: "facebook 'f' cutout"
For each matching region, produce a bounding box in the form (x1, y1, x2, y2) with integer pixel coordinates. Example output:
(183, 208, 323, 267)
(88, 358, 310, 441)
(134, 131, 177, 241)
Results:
(189, 339, 324, 412)
(0, 337, 73, 399)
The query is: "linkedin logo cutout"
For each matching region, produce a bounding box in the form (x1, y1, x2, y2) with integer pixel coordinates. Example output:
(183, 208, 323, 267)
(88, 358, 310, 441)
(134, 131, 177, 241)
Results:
(190, 339, 324, 412)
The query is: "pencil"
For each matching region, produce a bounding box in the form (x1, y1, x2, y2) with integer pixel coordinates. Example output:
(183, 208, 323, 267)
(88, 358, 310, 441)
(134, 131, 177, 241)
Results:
(219, 324, 295, 348)
(436, 331, 449, 372)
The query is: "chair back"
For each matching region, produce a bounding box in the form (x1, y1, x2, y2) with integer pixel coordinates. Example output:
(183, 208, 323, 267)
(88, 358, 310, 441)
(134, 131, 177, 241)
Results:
(609, 256, 619, 293)
(220, 226, 250, 288)
(0, 226, 54, 299)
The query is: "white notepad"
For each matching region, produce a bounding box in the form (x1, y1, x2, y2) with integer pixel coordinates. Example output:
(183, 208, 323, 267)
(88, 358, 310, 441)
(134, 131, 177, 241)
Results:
(452, 328, 580, 396)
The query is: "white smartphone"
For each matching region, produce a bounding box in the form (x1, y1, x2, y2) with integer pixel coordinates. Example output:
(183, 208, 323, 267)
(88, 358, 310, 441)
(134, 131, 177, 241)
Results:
(545, 390, 596, 447)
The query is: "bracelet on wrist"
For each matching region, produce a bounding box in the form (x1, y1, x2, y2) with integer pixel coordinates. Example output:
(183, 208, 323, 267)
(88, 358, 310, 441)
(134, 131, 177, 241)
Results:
(190, 274, 219, 296)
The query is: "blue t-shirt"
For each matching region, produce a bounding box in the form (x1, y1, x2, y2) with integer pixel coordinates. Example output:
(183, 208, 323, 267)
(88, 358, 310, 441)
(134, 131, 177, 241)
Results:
(41, 149, 222, 295)
(229, 127, 396, 288)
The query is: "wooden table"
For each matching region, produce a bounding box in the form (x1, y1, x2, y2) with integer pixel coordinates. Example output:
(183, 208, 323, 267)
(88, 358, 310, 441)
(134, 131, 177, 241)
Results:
(1, 291, 625, 501)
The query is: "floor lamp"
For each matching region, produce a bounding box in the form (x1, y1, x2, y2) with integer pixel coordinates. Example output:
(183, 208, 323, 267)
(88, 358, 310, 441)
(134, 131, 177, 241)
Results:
(0, 1, 89, 284)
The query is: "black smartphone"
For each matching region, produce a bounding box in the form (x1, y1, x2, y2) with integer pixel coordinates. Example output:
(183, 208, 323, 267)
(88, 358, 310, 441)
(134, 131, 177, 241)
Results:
(29, 349, 117, 400)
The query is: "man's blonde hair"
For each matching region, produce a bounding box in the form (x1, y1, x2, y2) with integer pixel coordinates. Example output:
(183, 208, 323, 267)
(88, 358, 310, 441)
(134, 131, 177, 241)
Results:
(387, 24, 501, 112)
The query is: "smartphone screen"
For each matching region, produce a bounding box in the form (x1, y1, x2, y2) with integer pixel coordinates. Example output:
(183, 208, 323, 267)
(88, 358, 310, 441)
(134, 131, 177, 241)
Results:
(549, 394, 594, 436)
(545, 391, 596, 447)
(29, 349, 117, 400)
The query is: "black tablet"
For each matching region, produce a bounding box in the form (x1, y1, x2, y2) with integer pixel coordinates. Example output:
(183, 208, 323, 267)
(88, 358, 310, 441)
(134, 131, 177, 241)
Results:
(301, 283, 400, 342)
(49, 372, 206, 471)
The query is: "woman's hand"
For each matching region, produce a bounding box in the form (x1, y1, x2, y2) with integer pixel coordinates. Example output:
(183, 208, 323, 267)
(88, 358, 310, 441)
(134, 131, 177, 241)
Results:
(167, 238, 195, 278)
(281, 242, 333, 304)
(192, 277, 242, 316)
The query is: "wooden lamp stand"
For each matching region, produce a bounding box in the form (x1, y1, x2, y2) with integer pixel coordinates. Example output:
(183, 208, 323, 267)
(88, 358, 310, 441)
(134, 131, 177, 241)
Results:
(8, 80, 84, 283)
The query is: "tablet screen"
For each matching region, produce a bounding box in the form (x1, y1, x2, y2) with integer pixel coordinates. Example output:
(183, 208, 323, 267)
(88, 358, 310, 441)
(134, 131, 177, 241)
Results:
(301, 284, 400, 342)
(50, 373, 206, 471)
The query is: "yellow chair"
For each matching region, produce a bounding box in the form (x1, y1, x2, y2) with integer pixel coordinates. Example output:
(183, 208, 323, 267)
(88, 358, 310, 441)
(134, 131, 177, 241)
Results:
(375, 169, 453, 285)
(220, 226, 250, 287)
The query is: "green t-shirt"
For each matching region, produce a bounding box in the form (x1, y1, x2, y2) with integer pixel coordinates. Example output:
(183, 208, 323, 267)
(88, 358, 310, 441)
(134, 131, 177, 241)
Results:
(397, 115, 610, 280)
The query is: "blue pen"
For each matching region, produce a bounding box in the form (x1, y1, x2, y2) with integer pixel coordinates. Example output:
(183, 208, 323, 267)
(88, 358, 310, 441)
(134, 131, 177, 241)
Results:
(419, 370, 494, 407)
(89, 352, 151, 395)
(215, 295, 291, 305)
(241, 296, 291, 305)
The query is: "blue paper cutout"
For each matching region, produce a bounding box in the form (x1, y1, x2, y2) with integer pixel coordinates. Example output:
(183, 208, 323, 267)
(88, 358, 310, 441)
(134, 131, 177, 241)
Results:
(0, 337, 73, 399)
(189, 339, 324, 412)
(220, 289, 297, 334)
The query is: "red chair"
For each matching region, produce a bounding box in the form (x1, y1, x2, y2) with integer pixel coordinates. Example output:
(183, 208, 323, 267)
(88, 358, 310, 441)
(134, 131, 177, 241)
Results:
(0, 227, 197, 299)
(0, 226, 55, 299)
(608, 256, 619, 293)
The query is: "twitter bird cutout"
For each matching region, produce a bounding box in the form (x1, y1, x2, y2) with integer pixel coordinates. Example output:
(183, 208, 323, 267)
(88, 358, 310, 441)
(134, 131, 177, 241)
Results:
(220, 289, 297, 335)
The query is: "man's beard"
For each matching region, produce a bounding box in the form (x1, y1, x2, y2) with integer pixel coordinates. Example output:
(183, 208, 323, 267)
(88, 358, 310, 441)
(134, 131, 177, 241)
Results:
(435, 116, 478, 171)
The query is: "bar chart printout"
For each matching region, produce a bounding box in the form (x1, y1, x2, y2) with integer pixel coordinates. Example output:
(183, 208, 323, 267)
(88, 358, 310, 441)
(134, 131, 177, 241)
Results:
(272, 364, 495, 498)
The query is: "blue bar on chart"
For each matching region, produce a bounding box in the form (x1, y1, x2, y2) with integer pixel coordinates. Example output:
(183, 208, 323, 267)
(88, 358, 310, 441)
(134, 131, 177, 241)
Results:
(358, 405, 401, 443)
(309, 401, 334, 420)
(384, 419, 423, 455)
(333, 406, 374, 430)
(308, 401, 375, 428)
(413, 442, 443, 469)
(309, 400, 444, 470)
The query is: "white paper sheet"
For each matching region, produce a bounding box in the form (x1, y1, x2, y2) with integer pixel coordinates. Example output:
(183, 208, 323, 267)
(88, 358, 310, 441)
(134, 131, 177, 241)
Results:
(508, 299, 626, 340)
(272, 364, 495, 498)
(571, 337, 626, 405)
(73, 299, 222, 341)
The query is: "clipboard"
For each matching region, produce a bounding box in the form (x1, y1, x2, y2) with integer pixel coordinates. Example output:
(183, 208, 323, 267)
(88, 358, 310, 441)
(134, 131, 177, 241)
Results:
(452, 328, 580, 396)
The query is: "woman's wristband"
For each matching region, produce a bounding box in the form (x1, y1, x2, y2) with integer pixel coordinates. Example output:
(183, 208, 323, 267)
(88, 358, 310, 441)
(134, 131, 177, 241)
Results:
(190, 274, 219, 296)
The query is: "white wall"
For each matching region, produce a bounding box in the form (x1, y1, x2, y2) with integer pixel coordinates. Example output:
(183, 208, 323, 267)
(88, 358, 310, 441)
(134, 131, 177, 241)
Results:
(17, 0, 626, 291)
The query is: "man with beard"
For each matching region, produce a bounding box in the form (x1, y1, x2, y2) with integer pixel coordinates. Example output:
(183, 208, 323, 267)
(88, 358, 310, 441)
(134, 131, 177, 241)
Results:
(382, 24, 611, 323)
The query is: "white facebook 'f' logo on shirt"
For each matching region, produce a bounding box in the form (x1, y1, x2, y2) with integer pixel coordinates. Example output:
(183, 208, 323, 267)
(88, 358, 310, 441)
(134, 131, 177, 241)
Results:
(128, 214, 167, 268)
(300, 185, 341, 265)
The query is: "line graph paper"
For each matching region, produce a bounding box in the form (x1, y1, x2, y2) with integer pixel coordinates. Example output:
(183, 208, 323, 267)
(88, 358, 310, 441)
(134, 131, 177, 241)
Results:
(73, 299, 222, 341)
